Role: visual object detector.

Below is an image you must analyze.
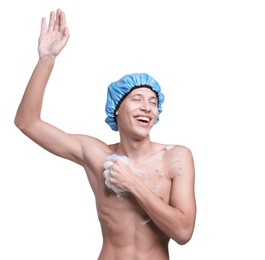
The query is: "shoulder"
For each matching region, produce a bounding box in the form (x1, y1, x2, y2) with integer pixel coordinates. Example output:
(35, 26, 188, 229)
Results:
(163, 144, 194, 179)
(152, 142, 193, 160)
(165, 144, 193, 157)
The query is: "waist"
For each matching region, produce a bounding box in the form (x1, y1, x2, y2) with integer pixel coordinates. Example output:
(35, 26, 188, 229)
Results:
(98, 239, 169, 260)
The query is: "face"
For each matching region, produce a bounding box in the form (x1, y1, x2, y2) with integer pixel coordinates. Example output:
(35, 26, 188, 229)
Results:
(116, 87, 159, 138)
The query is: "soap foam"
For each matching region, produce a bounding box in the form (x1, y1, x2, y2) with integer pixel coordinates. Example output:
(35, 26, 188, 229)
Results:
(103, 154, 129, 196)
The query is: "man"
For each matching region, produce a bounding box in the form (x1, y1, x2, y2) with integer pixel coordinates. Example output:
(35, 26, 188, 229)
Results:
(15, 9, 196, 260)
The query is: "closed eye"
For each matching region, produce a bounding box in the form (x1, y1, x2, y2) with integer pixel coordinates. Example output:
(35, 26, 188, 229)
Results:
(149, 98, 158, 106)
(132, 98, 142, 103)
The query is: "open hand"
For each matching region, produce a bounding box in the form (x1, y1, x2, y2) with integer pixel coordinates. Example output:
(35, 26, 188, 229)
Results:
(38, 9, 70, 59)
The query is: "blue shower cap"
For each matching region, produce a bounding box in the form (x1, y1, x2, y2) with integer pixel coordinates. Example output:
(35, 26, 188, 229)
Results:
(105, 73, 165, 131)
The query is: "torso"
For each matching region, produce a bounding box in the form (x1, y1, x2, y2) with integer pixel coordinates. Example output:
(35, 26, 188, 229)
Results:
(83, 142, 176, 260)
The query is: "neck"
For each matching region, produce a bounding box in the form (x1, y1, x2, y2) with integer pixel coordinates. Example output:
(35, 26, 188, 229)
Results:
(115, 135, 153, 159)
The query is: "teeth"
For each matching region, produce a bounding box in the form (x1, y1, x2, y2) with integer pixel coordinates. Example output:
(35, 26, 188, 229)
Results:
(136, 116, 150, 122)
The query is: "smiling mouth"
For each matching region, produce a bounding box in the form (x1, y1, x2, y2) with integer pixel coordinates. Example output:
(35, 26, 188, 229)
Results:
(135, 116, 151, 123)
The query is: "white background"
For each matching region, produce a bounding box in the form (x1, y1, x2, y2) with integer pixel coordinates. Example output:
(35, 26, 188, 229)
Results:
(1, 0, 265, 259)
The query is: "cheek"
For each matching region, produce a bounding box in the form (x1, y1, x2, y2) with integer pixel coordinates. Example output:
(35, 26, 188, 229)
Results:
(153, 107, 159, 117)
(120, 103, 138, 115)
(116, 108, 131, 125)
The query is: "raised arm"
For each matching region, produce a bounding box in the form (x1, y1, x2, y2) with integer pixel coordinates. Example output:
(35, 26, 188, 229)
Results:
(14, 9, 85, 165)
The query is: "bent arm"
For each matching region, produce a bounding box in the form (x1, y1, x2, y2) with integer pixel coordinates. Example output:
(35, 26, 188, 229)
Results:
(130, 147, 196, 244)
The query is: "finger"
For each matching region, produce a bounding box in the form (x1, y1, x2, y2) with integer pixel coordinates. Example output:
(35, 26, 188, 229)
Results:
(54, 9, 61, 32)
(59, 27, 70, 51)
(40, 17, 47, 35)
(64, 26, 70, 38)
(48, 11, 55, 32)
(59, 10, 67, 32)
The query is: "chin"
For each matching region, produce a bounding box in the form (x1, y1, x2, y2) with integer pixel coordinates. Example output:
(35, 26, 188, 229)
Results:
(132, 126, 152, 139)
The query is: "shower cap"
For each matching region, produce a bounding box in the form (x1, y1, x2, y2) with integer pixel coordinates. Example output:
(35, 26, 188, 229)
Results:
(105, 73, 165, 131)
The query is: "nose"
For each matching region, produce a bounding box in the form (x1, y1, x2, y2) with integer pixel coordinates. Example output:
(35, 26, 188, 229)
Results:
(140, 100, 151, 112)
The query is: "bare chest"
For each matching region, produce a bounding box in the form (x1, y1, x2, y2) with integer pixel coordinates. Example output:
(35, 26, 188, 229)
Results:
(131, 161, 172, 203)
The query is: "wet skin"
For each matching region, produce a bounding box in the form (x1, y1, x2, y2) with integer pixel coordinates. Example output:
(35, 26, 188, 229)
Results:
(84, 143, 183, 260)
